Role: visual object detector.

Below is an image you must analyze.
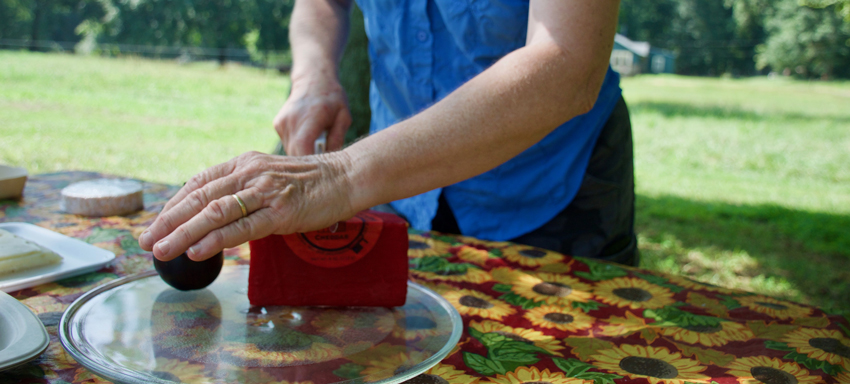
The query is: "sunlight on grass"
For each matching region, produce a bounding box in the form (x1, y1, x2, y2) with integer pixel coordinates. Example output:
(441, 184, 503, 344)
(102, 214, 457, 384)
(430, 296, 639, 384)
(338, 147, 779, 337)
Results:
(0, 51, 284, 184)
(623, 75, 850, 312)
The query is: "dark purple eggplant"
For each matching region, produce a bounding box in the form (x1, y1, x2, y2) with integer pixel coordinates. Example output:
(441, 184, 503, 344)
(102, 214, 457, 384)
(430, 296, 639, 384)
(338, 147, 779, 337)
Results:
(154, 251, 223, 291)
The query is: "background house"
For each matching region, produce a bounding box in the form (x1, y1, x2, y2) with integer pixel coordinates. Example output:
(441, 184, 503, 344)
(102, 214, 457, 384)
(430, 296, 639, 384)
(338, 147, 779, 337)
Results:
(611, 34, 675, 75)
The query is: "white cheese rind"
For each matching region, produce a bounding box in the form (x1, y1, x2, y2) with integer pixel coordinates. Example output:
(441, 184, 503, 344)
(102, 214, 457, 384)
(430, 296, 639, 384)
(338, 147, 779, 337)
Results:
(61, 179, 144, 217)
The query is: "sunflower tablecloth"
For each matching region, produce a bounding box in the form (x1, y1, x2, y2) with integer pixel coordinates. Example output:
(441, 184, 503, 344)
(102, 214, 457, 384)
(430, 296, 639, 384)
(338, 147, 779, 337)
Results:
(1, 172, 849, 384)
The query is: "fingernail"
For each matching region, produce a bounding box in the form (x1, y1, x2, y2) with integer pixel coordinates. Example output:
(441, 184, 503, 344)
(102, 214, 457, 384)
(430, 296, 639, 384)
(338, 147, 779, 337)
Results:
(155, 240, 170, 257)
(139, 230, 150, 246)
(187, 245, 199, 260)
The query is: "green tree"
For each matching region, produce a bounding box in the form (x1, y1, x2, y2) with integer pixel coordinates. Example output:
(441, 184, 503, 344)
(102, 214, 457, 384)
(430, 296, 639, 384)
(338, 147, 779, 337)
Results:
(0, 0, 105, 50)
(190, 0, 256, 64)
(618, 0, 765, 76)
(757, 0, 850, 78)
(618, 0, 677, 43)
(802, 0, 850, 21)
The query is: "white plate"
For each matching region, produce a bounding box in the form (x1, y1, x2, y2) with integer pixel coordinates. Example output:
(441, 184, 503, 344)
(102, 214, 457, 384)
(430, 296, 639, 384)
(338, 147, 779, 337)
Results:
(0, 223, 116, 293)
(0, 290, 49, 372)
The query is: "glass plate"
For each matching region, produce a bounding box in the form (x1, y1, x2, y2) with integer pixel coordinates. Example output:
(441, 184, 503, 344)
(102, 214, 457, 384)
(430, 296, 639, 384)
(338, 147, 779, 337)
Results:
(60, 266, 462, 384)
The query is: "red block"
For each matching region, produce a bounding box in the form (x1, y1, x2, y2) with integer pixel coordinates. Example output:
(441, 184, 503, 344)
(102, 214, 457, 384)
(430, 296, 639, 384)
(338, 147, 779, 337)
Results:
(248, 210, 409, 307)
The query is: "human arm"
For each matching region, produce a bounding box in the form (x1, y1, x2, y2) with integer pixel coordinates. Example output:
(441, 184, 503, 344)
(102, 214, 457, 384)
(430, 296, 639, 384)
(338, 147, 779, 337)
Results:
(273, 0, 353, 156)
(345, 0, 620, 211)
(139, 0, 620, 261)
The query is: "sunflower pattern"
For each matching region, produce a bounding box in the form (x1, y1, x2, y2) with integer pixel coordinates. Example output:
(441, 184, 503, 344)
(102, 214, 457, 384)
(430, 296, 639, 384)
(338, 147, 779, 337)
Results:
(442, 288, 517, 321)
(724, 356, 822, 384)
(491, 267, 593, 305)
(417, 363, 480, 384)
(469, 320, 565, 356)
(410, 266, 493, 284)
(590, 345, 710, 384)
(781, 327, 850, 370)
(482, 366, 590, 384)
(408, 233, 453, 258)
(5, 172, 845, 384)
(456, 245, 491, 266)
(594, 277, 676, 310)
(524, 305, 595, 333)
(660, 320, 754, 347)
(736, 295, 814, 320)
(502, 244, 565, 267)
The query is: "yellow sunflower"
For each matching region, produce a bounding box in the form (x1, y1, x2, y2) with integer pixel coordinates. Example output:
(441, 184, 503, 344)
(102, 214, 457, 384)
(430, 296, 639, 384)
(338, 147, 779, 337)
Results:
(442, 288, 516, 321)
(456, 235, 512, 249)
(599, 311, 652, 337)
(35, 217, 93, 237)
(416, 363, 480, 384)
(153, 358, 210, 383)
(393, 309, 445, 340)
(38, 342, 76, 378)
(410, 267, 493, 284)
(724, 356, 821, 384)
(663, 274, 738, 295)
(482, 366, 591, 384)
(835, 371, 850, 384)
(590, 345, 710, 384)
(503, 245, 565, 267)
(782, 327, 850, 370)
(470, 320, 565, 356)
(509, 271, 593, 305)
(408, 234, 453, 258)
(661, 321, 754, 347)
(73, 367, 113, 384)
(456, 246, 491, 266)
(311, 308, 395, 339)
(524, 305, 595, 333)
(360, 351, 433, 381)
(268, 381, 315, 384)
(220, 341, 342, 366)
(594, 277, 675, 310)
(492, 267, 520, 284)
(736, 295, 813, 320)
(21, 295, 66, 315)
(32, 273, 118, 296)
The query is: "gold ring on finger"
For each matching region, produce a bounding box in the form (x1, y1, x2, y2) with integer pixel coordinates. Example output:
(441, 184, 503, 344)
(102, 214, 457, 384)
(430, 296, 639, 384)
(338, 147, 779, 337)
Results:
(232, 194, 248, 218)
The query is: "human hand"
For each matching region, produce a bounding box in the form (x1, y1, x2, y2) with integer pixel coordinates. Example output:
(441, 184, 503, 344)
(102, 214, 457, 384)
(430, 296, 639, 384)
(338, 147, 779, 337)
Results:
(138, 151, 357, 262)
(274, 75, 352, 156)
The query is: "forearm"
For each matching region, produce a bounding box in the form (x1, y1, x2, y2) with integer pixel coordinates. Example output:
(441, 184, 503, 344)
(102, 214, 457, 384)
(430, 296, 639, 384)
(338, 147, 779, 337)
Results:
(342, 2, 618, 211)
(289, 0, 352, 84)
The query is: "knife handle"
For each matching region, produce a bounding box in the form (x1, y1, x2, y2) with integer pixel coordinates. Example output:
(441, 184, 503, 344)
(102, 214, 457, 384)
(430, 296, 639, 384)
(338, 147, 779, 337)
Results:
(314, 131, 327, 155)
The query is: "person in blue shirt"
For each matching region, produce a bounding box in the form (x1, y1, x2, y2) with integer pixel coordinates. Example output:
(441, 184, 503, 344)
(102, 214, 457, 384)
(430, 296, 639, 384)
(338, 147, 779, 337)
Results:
(140, 0, 638, 267)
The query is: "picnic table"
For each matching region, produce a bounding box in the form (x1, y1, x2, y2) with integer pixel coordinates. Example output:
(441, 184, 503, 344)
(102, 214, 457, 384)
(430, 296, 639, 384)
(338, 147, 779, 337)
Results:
(1, 171, 848, 384)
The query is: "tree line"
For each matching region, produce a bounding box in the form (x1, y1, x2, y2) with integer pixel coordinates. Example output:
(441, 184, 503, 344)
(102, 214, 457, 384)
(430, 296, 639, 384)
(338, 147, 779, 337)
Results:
(1, 0, 849, 78)
(619, 0, 850, 78)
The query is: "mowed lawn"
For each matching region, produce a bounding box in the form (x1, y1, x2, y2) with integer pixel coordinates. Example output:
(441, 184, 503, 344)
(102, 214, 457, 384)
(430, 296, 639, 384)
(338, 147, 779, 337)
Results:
(2, 51, 848, 313)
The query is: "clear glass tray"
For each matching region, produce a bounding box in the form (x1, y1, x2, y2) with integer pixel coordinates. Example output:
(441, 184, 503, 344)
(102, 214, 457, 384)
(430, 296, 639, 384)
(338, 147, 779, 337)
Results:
(60, 266, 462, 384)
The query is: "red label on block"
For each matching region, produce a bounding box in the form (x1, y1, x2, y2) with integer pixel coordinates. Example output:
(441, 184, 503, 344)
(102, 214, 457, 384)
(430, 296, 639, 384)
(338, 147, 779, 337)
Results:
(283, 211, 384, 268)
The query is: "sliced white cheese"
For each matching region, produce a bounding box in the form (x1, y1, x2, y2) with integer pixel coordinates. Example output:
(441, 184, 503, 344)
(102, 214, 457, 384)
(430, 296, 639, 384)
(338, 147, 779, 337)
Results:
(0, 229, 63, 277)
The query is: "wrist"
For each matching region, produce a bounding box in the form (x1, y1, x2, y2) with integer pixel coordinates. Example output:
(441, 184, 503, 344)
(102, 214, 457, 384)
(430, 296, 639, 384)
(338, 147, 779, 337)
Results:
(324, 150, 365, 217)
(290, 64, 339, 90)
(332, 145, 383, 215)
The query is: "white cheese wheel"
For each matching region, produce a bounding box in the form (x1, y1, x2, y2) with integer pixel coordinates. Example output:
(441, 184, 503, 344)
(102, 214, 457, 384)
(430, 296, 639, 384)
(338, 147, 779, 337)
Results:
(0, 229, 63, 277)
(61, 179, 144, 217)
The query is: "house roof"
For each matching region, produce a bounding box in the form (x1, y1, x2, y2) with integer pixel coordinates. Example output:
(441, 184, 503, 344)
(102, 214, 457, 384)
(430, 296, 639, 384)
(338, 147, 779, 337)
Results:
(614, 34, 650, 57)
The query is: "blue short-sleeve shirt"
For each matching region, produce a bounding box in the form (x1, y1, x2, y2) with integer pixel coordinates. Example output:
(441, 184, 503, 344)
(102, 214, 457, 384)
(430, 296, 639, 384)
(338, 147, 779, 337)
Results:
(356, 0, 622, 241)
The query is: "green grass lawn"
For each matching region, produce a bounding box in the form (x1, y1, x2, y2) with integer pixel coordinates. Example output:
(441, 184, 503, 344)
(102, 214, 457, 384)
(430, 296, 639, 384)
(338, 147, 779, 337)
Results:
(623, 75, 850, 313)
(2, 51, 848, 313)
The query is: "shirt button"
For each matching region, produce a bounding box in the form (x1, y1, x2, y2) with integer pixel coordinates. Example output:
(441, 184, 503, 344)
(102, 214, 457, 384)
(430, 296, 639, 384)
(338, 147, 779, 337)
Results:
(417, 31, 428, 42)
